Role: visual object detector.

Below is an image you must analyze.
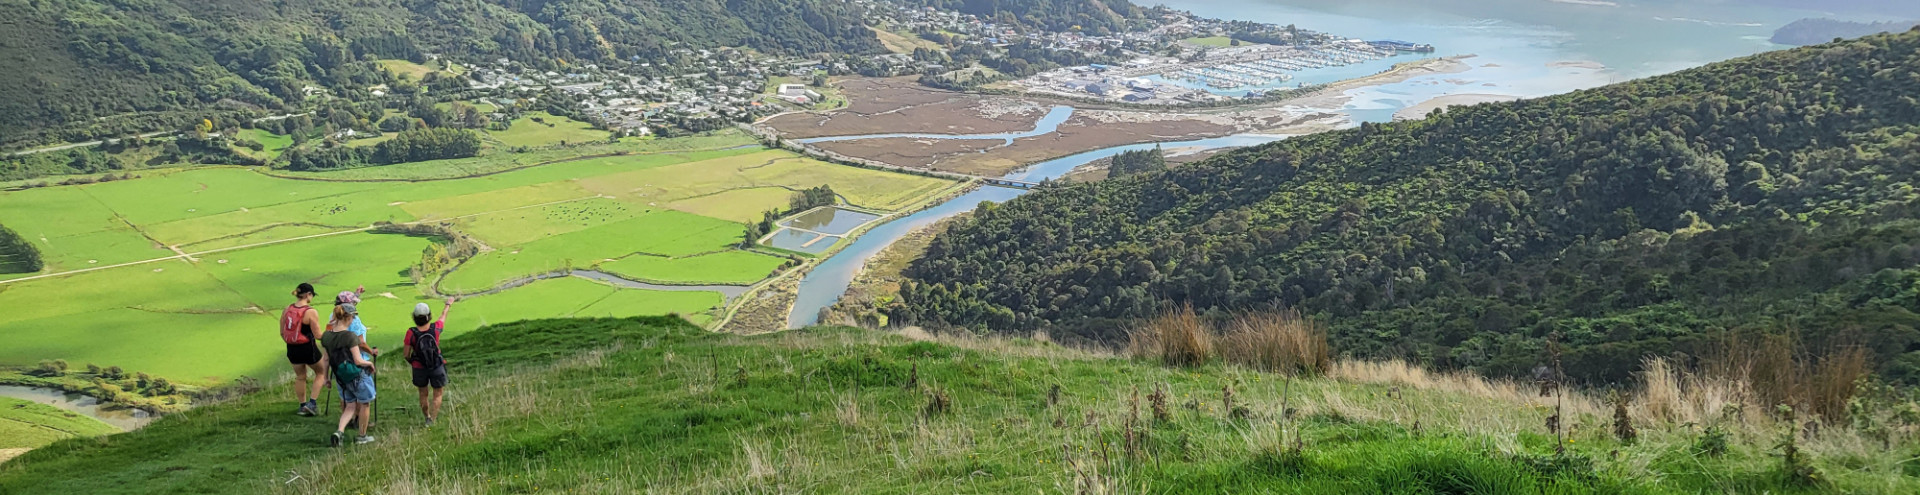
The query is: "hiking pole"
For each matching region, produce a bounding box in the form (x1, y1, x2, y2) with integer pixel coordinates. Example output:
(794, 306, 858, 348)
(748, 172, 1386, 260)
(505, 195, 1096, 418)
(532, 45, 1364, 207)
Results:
(369, 349, 379, 431)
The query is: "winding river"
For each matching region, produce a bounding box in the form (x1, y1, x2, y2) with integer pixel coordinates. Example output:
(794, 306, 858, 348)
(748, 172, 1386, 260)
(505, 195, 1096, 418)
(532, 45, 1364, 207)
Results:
(785, 108, 1288, 327)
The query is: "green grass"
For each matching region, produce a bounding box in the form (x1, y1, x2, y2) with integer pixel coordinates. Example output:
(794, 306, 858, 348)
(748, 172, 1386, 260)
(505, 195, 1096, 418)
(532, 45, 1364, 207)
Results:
(598, 250, 789, 285)
(0, 133, 945, 385)
(375, 59, 441, 80)
(1183, 36, 1234, 47)
(576, 149, 958, 218)
(3, 319, 1910, 493)
(457, 278, 723, 330)
(0, 396, 119, 450)
(264, 131, 756, 182)
(233, 129, 293, 160)
(0, 232, 430, 385)
(437, 209, 744, 292)
(489, 111, 610, 148)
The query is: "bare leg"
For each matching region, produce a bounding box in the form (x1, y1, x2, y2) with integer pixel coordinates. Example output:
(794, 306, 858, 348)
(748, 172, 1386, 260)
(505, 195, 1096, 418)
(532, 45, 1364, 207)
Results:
(416, 387, 431, 420)
(335, 400, 357, 433)
(291, 364, 310, 404)
(428, 388, 444, 420)
(355, 403, 372, 437)
(307, 364, 329, 403)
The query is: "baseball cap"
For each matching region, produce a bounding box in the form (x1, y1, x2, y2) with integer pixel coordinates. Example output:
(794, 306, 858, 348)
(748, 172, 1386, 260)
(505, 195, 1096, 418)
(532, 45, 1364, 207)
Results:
(413, 303, 432, 318)
(339, 302, 358, 315)
(336, 291, 360, 305)
(295, 283, 316, 297)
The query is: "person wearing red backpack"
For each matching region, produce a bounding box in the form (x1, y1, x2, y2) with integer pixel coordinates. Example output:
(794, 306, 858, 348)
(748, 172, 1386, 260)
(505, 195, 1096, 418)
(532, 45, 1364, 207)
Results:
(402, 298, 454, 428)
(280, 283, 328, 417)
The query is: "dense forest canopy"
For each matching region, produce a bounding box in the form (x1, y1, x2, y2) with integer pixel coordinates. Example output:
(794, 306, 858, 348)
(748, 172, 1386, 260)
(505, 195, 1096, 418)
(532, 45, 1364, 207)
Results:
(895, 28, 1920, 385)
(0, 0, 880, 149)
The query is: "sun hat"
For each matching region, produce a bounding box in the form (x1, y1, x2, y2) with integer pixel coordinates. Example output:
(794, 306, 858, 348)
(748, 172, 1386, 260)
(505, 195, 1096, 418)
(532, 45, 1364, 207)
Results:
(337, 291, 361, 305)
(414, 303, 432, 318)
(339, 302, 358, 315)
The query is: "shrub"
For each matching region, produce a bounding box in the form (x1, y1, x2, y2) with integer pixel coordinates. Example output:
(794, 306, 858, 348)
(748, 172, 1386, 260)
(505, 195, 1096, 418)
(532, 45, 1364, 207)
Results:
(1126, 305, 1213, 368)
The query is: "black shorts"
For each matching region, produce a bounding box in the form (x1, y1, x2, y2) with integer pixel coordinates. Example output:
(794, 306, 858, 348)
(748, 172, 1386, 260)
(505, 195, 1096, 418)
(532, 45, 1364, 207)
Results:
(411, 366, 447, 388)
(286, 343, 321, 365)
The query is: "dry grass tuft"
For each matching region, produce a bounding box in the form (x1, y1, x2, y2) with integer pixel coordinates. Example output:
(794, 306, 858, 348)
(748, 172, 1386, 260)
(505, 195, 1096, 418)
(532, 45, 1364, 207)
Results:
(1694, 333, 1871, 422)
(1217, 310, 1331, 376)
(1126, 306, 1213, 367)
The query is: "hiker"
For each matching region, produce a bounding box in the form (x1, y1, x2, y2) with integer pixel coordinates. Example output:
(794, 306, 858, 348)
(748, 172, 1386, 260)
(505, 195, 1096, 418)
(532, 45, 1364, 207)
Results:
(324, 302, 379, 446)
(281, 283, 327, 416)
(337, 287, 376, 363)
(402, 299, 453, 428)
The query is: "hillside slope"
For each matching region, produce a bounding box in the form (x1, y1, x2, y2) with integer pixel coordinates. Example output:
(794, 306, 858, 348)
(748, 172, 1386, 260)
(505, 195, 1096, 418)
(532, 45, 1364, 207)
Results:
(0, 0, 879, 149)
(1, 317, 1915, 493)
(894, 29, 1920, 383)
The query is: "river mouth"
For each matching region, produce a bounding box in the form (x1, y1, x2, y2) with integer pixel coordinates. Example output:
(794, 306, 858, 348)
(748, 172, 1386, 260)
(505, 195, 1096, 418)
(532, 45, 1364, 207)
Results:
(0, 385, 154, 431)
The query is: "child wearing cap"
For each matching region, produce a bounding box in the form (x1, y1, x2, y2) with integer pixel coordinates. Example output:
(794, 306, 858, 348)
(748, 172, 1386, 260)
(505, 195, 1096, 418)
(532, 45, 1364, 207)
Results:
(402, 299, 454, 428)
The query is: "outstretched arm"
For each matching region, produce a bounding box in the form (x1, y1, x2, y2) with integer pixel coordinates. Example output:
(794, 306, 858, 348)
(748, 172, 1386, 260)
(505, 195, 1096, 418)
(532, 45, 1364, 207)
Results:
(440, 298, 457, 324)
(352, 335, 374, 367)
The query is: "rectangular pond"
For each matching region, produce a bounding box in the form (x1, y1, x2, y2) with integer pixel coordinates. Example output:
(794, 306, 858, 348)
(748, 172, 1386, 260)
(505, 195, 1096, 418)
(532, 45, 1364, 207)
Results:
(764, 228, 839, 254)
(779, 207, 882, 236)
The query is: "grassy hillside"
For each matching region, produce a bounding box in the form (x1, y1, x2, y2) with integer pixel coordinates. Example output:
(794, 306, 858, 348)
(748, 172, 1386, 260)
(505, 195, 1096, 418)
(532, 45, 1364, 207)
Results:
(2, 316, 1916, 493)
(0, 397, 118, 451)
(895, 29, 1920, 384)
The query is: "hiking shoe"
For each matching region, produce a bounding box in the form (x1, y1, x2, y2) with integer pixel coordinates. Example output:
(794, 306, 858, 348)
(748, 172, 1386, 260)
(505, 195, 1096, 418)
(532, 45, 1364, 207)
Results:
(329, 432, 343, 447)
(355, 435, 375, 445)
(297, 401, 316, 417)
(423, 417, 434, 429)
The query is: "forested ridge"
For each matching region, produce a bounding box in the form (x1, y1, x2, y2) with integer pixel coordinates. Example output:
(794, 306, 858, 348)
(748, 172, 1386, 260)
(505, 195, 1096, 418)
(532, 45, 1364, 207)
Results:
(0, 0, 879, 149)
(895, 28, 1920, 384)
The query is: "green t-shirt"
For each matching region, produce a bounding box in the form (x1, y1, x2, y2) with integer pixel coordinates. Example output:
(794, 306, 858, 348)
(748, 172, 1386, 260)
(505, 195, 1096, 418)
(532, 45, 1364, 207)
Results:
(320, 330, 360, 368)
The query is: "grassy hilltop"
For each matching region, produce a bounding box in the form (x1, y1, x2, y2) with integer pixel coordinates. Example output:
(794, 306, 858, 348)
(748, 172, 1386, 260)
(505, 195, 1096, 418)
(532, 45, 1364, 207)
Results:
(2, 315, 1917, 493)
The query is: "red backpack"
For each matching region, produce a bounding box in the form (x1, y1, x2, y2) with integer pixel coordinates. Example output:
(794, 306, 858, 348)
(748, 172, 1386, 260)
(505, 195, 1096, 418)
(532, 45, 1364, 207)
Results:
(280, 304, 315, 345)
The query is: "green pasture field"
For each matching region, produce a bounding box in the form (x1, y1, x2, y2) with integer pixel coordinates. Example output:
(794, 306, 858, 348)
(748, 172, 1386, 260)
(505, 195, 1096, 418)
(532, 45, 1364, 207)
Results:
(437, 209, 743, 292)
(0, 397, 119, 450)
(664, 187, 796, 222)
(264, 136, 757, 182)
(455, 277, 723, 330)
(577, 149, 957, 217)
(490, 111, 609, 148)
(598, 250, 789, 285)
(0, 135, 952, 384)
(234, 129, 294, 160)
(435, 100, 497, 114)
(345, 132, 396, 147)
(1183, 36, 1234, 47)
(375, 59, 441, 80)
(0, 232, 429, 384)
(174, 224, 350, 252)
(452, 197, 636, 247)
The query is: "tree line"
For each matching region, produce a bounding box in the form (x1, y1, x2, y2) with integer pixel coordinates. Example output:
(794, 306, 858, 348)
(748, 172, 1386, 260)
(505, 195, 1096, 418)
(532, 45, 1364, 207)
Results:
(280, 128, 482, 171)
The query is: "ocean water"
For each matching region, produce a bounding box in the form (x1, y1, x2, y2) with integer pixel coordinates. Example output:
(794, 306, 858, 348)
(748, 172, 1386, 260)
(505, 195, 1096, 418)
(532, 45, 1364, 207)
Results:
(1153, 0, 1862, 122)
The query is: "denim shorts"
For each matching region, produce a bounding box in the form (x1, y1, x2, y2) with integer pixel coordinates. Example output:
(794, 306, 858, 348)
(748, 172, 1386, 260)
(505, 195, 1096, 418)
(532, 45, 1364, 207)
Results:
(338, 372, 376, 404)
